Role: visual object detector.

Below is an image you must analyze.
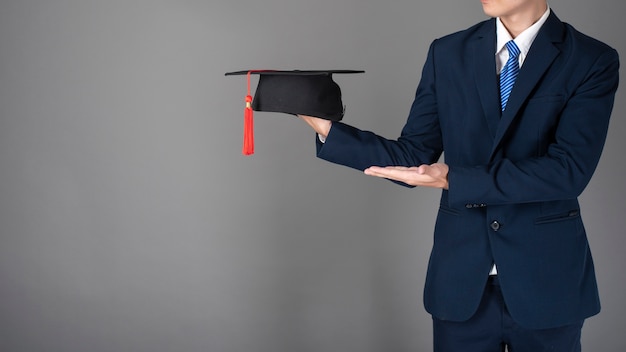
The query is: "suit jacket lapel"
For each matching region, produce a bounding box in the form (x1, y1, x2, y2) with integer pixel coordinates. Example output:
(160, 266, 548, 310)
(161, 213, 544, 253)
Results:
(472, 19, 500, 139)
(490, 12, 564, 158)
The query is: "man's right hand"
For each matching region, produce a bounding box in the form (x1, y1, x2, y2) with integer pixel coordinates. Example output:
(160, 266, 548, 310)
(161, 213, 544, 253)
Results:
(298, 115, 332, 138)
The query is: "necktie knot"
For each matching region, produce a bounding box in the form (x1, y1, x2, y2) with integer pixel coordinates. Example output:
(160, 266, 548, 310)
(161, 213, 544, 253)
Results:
(500, 40, 521, 111)
(505, 40, 521, 59)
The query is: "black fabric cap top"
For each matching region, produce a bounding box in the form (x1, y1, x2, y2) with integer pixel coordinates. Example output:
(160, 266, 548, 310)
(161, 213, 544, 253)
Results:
(225, 70, 364, 121)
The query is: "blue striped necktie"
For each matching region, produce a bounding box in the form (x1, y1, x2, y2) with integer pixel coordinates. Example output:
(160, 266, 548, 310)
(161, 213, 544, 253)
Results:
(500, 40, 521, 111)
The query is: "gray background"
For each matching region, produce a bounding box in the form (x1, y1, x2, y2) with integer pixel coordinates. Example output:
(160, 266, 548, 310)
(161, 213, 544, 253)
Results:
(0, 0, 623, 351)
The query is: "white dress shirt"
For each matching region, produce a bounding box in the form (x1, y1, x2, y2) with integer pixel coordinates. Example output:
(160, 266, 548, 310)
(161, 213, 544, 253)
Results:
(490, 5, 551, 275)
(495, 6, 551, 74)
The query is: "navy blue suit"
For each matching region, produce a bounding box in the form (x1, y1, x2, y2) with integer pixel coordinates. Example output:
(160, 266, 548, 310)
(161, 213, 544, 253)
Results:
(317, 11, 619, 329)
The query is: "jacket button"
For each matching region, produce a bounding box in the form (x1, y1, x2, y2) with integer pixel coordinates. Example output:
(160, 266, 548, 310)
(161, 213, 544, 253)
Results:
(490, 221, 501, 231)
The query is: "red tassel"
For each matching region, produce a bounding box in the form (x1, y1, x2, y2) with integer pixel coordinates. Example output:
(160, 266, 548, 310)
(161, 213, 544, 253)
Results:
(243, 94, 254, 155)
(242, 71, 255, 155)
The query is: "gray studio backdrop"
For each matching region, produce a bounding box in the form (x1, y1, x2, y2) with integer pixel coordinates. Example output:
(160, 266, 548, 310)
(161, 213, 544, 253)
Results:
(0, 0, 624, 351)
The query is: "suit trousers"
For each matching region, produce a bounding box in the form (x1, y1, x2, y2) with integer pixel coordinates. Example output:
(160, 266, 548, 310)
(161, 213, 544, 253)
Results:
(432, 276, 584, 352)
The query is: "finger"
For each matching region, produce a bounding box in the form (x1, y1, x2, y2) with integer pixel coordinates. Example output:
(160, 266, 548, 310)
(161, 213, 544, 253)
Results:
(366, 166, 411, 173)
(364, 167, 411, 180)
(363, 167, 393, 178)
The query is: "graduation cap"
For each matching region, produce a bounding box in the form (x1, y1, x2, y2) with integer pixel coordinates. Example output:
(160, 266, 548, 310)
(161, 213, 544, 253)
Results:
(225, 70, 364, 155)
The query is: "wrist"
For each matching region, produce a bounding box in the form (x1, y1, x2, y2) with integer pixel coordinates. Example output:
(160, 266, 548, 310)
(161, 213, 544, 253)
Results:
(318, 120, 332, 138)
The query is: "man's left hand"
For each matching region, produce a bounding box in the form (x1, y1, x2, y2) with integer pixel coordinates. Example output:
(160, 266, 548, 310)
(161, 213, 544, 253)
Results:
(364, 163, 449, 190)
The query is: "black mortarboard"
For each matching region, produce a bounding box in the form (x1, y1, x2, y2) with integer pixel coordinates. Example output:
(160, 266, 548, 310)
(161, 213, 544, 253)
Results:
(225, 70, 364, 155)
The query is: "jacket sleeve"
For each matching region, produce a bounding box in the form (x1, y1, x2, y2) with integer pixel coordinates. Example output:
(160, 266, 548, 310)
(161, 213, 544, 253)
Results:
(316, 40, 444, 176)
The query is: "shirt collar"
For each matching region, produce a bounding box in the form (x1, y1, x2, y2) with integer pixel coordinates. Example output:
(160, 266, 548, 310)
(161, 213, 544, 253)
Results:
(496, 5, 551, 57)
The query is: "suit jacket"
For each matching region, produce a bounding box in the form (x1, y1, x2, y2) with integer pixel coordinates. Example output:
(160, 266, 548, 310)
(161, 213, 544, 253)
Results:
(316, 11, 619, 329)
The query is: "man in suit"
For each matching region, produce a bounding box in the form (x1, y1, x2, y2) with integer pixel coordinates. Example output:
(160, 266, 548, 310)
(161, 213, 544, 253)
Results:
(299, 0, 619, 350)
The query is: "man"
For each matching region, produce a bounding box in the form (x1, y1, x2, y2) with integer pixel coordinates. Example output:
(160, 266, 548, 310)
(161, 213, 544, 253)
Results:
(299, 0, 619, 350)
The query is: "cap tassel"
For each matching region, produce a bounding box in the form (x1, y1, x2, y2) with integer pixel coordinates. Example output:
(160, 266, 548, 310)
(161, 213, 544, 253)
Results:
(242, 71, 254, 155)
(243, 94, 254, 155)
